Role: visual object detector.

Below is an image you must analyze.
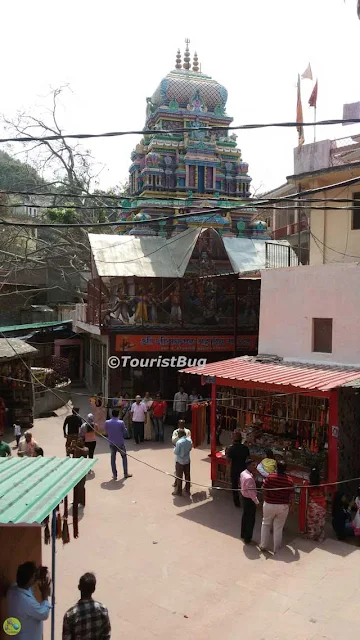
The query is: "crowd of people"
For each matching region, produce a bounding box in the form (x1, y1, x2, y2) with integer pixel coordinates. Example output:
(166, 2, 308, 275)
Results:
(226, 428, 360, 551)
(0, 427, 44, 459)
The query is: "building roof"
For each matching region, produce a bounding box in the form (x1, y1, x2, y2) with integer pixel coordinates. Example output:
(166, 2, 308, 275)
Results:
(287, 160, 360, 182)
(0, 338, 37, 361)
(222, 238, 297, 272)
(89, 231, 297, 278)
(0, 320, 72, 334)
(0, 456, 97, 524)
(89, 228, 201, 278)
(181, 356, 360, 393)
(151, 68, 228, 112)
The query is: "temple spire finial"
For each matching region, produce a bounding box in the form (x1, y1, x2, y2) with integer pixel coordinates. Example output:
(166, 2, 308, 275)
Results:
(192, 51, 199, 72)
(175, 48, 182, 69)
(183, 38, 191, 70)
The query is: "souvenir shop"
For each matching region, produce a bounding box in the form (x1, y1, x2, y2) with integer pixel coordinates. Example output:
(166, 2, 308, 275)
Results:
(182, 356, 359, 525)
(0, 340, 36, 435)
(0, 455, 96, 640)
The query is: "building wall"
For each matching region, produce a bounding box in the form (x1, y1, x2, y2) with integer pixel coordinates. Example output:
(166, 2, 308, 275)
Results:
(309, 183, 360, 266)
(0, 526, 42, 640)
(258, 262, 360, 365)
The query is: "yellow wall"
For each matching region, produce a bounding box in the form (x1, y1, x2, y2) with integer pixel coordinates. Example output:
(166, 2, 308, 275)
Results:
(297, 171, 360, 266)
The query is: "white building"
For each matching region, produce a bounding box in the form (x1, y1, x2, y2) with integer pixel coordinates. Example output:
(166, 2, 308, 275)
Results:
(259, 262, 360, 366)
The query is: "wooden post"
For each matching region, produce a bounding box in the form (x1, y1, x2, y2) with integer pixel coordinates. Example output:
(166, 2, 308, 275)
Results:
(210, 382, 217, 484)
(328, 389, 339, 486)
(233, 275, 238, 357)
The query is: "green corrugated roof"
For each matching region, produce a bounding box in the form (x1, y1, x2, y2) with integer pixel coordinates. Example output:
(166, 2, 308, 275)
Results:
(0, 456, 97, 524)
(0, 320, 72, 333)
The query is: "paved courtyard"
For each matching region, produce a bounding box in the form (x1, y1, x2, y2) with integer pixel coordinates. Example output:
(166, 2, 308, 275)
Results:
(16, 392, 360, 639)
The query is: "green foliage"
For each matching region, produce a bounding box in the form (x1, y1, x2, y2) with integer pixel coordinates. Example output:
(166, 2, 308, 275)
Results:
(0, 151, 47, 192)
(46, 207, 79, 224)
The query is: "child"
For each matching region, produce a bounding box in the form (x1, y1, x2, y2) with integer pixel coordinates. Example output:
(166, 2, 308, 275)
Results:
(352, 487, 360, 536)
(14, 423, 21, 448)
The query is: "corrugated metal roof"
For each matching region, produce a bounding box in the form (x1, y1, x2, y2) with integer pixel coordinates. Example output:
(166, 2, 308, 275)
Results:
(89, 232, 298, 278)
(181, 356, 360, 392)
(0, 339, 38, 361)
(222, 238, 297, 273)
(0, 320, 72, 333)
(89, 229, 202, 278)
(0, 456, 97, 524)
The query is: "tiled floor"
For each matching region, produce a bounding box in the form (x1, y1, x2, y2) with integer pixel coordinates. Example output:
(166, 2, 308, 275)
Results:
(14, 391, 360, 639)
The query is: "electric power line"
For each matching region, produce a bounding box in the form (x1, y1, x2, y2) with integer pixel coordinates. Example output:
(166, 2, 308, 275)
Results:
(2, 188, 359, 205)
(1, 119, 360, 144)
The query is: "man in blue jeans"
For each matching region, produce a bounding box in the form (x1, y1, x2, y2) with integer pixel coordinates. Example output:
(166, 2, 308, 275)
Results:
(104, 409, 132, 481)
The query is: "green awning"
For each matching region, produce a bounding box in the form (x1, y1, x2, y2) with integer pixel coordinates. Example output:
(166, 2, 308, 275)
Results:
(0, 320, 72, 333)
(0, 456, 97, 524)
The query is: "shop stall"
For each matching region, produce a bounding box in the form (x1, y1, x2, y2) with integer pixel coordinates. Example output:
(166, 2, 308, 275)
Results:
(183, 356, 360, 527)
(0, 339, 37, 434)
(0, 455, 97, 640)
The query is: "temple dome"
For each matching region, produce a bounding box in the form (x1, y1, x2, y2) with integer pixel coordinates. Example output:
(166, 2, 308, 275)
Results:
(151, 69, 228, 112)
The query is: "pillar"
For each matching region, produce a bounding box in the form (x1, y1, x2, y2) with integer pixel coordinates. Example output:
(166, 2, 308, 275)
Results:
(210, 382, 217, 484)
(328, 389, 339, 485)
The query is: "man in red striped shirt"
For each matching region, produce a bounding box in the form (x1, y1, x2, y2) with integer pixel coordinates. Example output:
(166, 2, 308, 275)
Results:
(260, 460, 294, 554)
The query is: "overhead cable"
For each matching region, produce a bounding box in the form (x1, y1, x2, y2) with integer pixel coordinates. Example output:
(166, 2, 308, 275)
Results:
(1, 119, 360, 144)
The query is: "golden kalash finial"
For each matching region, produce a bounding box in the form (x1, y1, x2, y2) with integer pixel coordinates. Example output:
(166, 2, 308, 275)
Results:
(192, 51, 199, 72)
(175, 48, 182, 69)
(183, 38, 191, 70)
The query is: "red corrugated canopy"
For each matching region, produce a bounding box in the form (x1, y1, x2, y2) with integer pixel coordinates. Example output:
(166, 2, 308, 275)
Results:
(181, 356, 360, 393)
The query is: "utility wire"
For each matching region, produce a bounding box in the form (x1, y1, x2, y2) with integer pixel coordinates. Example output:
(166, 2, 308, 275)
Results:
(1, 119, 360, 144)
(2, 188, 358, 205)
(1, 201, 359, 214)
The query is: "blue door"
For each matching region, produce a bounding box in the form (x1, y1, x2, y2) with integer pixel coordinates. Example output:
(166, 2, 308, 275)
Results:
(198, 166, 205, 193)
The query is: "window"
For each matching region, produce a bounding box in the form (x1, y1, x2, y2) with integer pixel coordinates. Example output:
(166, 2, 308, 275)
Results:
(352, 192, 360, 230)
(312, 318, 333, 353)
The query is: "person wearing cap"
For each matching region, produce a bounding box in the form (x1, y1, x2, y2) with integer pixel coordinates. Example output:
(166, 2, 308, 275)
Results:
(240, 459, 260, 544)
(79, 413, 97, 459)
(226, 430, 250, 508)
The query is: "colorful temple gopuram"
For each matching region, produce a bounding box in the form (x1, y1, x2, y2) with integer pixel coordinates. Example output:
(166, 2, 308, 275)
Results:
(79, 42, 295, 399)
(121, 40, 268, 238)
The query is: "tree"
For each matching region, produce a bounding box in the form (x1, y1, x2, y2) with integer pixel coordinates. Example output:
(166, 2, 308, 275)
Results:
(1, 87, 127, 303)
(0, 151, 47, 192)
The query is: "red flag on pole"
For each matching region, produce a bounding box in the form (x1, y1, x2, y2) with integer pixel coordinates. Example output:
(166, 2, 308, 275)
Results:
(296, 74, 305, 147)
(309, 80, 318, 108)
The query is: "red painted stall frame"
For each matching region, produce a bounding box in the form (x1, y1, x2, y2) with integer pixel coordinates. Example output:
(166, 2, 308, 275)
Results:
(181, 358, 359, 532)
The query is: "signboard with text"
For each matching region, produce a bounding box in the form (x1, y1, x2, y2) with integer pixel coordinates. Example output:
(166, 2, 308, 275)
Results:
(115, 334, 257, 353)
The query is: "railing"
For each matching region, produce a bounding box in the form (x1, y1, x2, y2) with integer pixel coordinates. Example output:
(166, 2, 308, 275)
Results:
(265, 242, 298, 268)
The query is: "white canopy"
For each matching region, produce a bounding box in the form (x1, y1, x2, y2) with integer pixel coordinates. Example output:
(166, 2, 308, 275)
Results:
(89, 231, 296, 278)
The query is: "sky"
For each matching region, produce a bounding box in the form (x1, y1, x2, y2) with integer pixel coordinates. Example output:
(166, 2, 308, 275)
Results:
(1, 0, 359, 194)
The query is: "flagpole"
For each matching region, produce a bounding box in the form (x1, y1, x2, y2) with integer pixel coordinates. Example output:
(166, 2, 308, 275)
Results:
(314, 106, 317, 143)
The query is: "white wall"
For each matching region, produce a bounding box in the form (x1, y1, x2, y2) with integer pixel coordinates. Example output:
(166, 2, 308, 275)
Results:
(259, 262, 360, 366)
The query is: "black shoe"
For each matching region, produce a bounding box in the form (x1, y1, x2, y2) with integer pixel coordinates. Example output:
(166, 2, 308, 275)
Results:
(234, 503, 241, 508)
(244, 539, 252, 544)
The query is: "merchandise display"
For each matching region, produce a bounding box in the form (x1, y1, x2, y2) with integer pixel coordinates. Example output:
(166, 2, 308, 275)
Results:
(214, 386, 329, 485)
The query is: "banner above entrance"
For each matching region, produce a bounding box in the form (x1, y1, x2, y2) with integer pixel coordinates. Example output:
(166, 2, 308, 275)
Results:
(115, 334, 257, 353)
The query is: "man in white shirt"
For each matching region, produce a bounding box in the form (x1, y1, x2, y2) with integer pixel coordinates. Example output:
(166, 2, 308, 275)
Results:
(7, 561, 51, 640)
(173, 386, 189, 422)
(171, 420, 191, 487)
(173, 428, 193, 496)
(130, 395, 147, 444)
